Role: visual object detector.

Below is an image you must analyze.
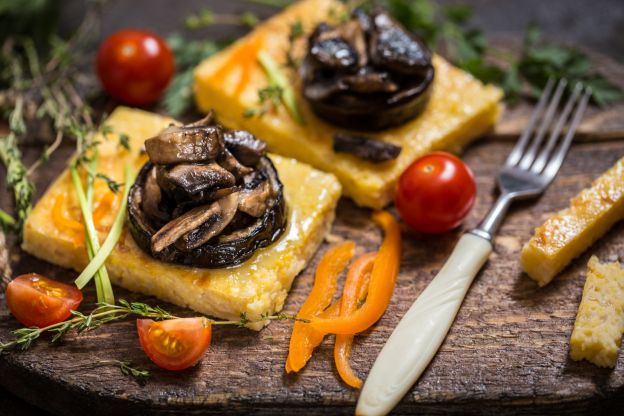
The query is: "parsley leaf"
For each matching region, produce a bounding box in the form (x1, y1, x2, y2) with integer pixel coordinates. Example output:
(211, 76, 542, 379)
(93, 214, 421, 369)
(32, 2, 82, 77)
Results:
(162, 35, 229, 117)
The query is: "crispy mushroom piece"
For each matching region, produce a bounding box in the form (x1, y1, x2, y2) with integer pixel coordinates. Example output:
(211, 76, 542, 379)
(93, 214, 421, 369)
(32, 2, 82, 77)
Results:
(223, 130, 267, 166)
(177, 192, 240, 251)
(142, 166, 170, 225)
(218, 148, 253, 179)
(239, 180, 272, 217)
(341, 67, 398, 94)
(145, 124, 224, 164)
(333, 133, 401, 163)
(368, 10, 432, 76)
(151, 202, 221, 253)
(156, 163, 236, 200)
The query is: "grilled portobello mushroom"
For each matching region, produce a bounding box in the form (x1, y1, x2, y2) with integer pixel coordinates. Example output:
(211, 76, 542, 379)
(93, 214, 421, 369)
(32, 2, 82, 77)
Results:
(301, 8, 434, 130)
(128, 115, 287, 268)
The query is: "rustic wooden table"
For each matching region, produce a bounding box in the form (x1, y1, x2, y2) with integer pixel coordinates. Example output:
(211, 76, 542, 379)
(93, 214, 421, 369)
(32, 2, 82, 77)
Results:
(1, 0, 624, 415)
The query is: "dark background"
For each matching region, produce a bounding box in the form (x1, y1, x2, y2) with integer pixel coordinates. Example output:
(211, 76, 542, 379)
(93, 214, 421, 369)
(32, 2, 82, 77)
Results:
(2, 0, 623, 414)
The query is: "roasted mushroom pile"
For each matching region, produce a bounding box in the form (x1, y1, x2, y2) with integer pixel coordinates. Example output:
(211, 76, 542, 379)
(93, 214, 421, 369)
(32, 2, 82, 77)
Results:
(301, 9, 435, 130)
(127, 114, 287, 268)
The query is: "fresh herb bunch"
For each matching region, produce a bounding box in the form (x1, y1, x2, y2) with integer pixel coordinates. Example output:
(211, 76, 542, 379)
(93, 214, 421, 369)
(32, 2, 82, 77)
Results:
(0, 4, 103, 233)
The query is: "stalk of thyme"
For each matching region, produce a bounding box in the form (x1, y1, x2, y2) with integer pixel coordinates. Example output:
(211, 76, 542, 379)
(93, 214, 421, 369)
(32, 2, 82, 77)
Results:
(0, 300, 308, 353)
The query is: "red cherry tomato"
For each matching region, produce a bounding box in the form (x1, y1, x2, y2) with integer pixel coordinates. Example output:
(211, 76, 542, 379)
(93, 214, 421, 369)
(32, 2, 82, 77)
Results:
(96, 29, 174, 105)
(5, 274, 83, 328)
(395, 152, 476, 234)
(137, 317, 212, 371)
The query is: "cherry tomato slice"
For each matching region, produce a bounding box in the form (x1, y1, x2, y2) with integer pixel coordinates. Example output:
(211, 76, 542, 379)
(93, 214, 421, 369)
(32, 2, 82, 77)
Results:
(96, 29, 174, 105)
(5, 274, 83, 328)
(395, 151, 476, 234)
(137, 317, 212, 371)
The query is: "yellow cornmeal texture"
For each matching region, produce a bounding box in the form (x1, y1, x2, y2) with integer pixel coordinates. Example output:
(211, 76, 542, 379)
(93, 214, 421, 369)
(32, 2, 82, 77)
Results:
(193, 0, 503, 209)
(22, 107, 342, 330)
(570, 256, 624, 368)
(521, 157, 624, 286)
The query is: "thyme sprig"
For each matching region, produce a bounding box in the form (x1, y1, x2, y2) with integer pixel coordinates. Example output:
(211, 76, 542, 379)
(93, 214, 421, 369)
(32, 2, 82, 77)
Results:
(243, 85, 284, 119)
(0, 300, 308, 353)
(96, 360, 152, 383)
(0, 6, 102, 233)
(185, 8, 259, 30)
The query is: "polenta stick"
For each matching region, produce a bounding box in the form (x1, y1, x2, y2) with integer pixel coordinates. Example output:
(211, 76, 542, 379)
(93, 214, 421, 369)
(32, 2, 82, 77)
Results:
(569, 256, 624, 367)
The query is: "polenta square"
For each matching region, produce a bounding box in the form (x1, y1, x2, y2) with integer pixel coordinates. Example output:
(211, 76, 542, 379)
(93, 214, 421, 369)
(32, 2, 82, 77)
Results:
(22, 107, 341, 330)
(193, 0, 503, 209)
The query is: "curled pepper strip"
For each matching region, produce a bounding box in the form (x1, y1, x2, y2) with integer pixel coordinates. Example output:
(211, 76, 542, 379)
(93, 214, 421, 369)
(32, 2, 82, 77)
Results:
(286, 241, 355, 373)
(309, 211, 402, 335)
(52, 191, 117, 246)
(334, 252, 375, 388)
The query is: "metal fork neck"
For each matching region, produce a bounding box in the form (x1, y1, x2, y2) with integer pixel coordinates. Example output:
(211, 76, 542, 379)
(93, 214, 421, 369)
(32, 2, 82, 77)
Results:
(470, 193, 514, 241)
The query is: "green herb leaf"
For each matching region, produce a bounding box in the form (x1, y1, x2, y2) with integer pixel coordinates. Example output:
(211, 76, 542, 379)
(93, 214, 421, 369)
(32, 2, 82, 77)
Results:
(163, 35, 228, 117)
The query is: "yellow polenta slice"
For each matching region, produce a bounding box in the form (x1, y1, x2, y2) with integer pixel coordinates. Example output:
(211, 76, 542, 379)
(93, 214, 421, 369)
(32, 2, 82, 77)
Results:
(193, 0, 503, 209)
(570, 256, 624, 368)
(521, 157, 624, 286)
(22, 107, 341, 330)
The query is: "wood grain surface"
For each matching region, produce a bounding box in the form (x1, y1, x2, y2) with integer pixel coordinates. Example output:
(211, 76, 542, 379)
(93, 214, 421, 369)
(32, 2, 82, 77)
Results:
(2, 1, 624, 414)
(1, 136, 623, 415)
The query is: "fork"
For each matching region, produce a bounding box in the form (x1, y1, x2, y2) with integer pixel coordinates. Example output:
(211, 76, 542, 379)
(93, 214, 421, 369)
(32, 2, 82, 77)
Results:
(356, 79, 592, 416)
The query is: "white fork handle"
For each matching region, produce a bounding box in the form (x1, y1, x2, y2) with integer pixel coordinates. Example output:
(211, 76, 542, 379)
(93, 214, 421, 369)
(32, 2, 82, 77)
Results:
(356, 233, 493, 416)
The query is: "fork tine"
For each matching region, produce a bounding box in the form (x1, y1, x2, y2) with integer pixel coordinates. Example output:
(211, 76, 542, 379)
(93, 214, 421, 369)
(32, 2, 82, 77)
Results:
(518, 79, 568, 170)
(531, 82, 584, 174)
(541, 87, 591, 181)
(505, 78, 555, 167)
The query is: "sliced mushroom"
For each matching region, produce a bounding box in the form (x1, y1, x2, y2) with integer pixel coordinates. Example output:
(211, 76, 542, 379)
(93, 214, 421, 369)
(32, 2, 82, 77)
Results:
(368, 11, 432, 76)
(333, 133, 401, 163)
(341, 67, 398, 93)
(218, 148, 253, 179)
(310, 37, 359, 71)
(127, 117, 287, 269)
(157, 163, 236, 199)
(223, 130, 267, 166)
(187, 110, 216, 127)
(151, 202, 221, 253)
(302, 77, 348, 101)
(177, 192, 240, 251)
(301, 8, 434, 130)
(142, 166, 170, 224)
(238, 180, 272, 217)
(353, 8, 373, 34)
(145, 124, 223, 164)
(218, 217, 265, 243)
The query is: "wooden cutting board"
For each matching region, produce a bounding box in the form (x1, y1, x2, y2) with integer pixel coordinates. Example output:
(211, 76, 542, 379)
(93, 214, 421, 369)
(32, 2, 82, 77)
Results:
(1, 134, 623, 415)
(2, 15, 624, 414)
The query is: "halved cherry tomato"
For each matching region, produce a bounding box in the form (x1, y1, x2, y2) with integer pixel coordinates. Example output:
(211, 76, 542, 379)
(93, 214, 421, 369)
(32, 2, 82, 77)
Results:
(5, 274, 83, 328)
(137, 318, 212, 371)
(395, 152, 476, 234)
(96, 29, 174, 105)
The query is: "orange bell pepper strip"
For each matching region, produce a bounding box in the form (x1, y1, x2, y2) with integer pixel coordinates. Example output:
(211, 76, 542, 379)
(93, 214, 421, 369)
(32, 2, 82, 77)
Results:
(334, 252, 376, 388)
(92, 191, 115, 225)
(52, 191, 116, 246)
(285, 301, 340, 373)
(210, 36, 262, 96)
(285, 241, 355, 373)
(308, 211, 402, 335)
(52, 192, 85, 246)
